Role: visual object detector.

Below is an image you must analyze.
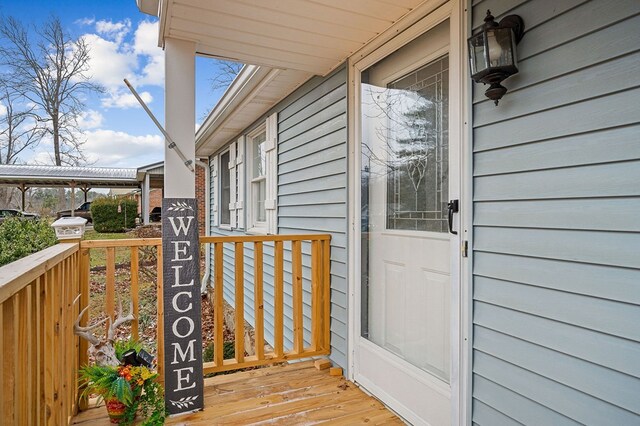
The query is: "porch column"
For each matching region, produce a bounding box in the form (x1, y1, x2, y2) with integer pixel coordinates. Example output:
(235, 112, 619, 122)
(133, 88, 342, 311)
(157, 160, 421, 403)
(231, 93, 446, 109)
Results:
(162, 37, 203, 416)
(143, 173, 150, 225)
(19, 184, 27, 211)
(82, 185, 90, 203)
(70, 183, 76, 216)
(164, 38, 196, 197)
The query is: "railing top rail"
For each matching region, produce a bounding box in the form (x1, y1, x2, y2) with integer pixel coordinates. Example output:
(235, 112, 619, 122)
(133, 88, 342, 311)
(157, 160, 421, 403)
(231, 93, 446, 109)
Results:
(80, 238, 162, 248)
(0, 242, 78, 304)
(79, 234, 331, 249)
(200, 234, 332, 243)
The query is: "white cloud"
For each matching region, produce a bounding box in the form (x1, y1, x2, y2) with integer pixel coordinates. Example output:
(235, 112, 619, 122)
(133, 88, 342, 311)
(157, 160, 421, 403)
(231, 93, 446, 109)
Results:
(81, 20, 163, 109)
(75, 17, 95, 26)
(0, 104, 6, 118)
(101, 91, 152, 109)
(82, 33, 136, 91)
(83, 129, 163, 167)
(95, 19, 131, 44)
(29, 151, 55, 165)
(133, 21, 164, 86)
(77, 110, 104, 129)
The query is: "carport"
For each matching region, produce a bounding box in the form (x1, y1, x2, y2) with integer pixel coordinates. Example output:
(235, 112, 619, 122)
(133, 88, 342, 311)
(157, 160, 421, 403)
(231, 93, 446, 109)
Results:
(0, 164, 141, 215)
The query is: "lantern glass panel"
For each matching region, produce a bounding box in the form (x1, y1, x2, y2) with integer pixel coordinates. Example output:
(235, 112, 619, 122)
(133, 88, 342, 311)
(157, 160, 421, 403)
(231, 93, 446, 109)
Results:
(468, 32, 488, 75)
(486, 27, 515, 68)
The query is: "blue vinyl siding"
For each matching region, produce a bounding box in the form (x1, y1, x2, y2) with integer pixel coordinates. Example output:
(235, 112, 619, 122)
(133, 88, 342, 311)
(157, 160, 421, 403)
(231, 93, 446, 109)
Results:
(470, 1, 640, 424)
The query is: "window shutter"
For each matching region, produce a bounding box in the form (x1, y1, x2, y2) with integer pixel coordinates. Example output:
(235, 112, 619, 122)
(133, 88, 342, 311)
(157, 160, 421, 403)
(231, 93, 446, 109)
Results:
(228, 140, 237, 229)
(265, 113, 278, 234)
(235, 136, 245, 229)
(211, 154, 219, 227)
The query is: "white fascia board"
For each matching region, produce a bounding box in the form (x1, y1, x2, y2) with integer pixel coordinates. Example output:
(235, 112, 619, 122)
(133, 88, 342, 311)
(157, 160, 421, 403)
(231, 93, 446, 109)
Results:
(195, 65, 276, 156)
(136, 0, 160, 17)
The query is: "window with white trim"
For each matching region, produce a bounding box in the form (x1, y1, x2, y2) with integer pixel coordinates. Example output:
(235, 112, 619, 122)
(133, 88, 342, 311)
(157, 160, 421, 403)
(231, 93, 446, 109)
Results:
(212, 112, 277, 233)
(219, 149, 231, 227)
(249, 113, 278, 234)
(248, 126, 268, 232)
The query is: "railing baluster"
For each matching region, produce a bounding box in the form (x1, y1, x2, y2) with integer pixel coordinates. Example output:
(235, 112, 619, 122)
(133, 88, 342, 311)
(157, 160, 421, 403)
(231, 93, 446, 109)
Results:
(274, 241, 284, 358)
(323, 240, 331, 352)
(0, 303, 4, 423)
(214, 243, 224, 367)
(78, 249, 90, 411)
(2, 296, 16, 423)
(55, 264, 63, 425)
(292, 240, 303, 353)
(311, 240, 322, 351)
(130, 247, 139, 340)
(62, 259, 69, 421)
(105, 247, 116, 321)
(34, 277, 43, 426)
(234, 242, 245, 364)
(18, 288, 30, 424)
(156, 244, 164, 383)
(254, 242, 264, 360)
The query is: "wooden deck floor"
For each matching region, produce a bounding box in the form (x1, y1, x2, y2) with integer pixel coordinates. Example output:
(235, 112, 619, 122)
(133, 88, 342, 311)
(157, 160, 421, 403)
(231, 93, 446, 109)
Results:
(71, 361, 404, 425)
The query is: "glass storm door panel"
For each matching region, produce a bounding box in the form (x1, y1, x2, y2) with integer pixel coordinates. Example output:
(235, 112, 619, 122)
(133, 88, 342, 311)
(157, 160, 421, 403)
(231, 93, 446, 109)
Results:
(356, 20, 454, 426)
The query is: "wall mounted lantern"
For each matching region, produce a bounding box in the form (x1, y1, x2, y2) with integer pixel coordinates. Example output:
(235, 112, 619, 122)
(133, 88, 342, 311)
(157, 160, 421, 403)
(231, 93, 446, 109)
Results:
(468, 10, 525, 105)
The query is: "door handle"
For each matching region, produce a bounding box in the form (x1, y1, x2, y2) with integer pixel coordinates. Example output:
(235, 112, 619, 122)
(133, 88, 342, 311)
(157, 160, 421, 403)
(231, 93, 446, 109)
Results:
(447, 199, 459, 235)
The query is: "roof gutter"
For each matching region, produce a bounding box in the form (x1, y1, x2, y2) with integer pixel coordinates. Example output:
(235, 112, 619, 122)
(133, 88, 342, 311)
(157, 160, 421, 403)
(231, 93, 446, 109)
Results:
(195, 65, 281, 156)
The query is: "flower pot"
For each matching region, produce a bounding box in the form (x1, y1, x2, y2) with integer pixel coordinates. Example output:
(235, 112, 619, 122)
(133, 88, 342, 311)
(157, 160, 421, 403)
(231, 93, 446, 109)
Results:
(105, 398, 136, 424)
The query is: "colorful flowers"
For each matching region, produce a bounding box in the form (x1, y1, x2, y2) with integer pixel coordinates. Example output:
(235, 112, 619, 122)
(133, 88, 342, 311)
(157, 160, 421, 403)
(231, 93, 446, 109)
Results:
(117, 365, 157, 386)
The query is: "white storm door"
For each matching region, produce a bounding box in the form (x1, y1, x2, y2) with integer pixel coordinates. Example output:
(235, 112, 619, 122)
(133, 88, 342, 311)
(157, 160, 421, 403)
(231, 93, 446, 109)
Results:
(356, 20, 458, 426)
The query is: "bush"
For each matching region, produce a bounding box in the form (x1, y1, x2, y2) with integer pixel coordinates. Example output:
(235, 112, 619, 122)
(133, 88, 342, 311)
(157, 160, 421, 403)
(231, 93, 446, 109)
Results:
(0, 218, 57, 266)
(91, 198, 138, 233)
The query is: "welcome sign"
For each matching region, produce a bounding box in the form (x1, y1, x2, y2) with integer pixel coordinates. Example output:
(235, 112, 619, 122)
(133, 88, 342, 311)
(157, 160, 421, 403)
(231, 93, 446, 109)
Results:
(162, 198, 204, 415)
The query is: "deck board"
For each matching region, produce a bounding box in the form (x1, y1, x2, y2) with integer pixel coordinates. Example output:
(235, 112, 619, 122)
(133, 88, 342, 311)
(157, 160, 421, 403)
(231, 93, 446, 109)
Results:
(71, 361, 403, 425)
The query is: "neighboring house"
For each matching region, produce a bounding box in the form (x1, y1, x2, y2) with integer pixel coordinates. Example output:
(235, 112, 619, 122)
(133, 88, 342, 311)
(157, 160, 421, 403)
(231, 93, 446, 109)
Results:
(138, 0, 640, 424)
(136, 161, 207, 230)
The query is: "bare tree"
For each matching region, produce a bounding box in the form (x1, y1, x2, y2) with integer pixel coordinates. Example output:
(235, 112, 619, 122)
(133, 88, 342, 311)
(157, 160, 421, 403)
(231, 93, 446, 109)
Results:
(0, 84, 42, 206)
(200, 60, 243, 120)
(0, 86, 42, 164)
(0, 16, 103, 167)
(209, 60, 243, 92)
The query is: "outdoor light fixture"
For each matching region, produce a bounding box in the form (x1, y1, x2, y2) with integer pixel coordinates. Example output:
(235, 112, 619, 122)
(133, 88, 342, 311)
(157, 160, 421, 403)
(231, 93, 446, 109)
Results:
(468, 10, 525, 105)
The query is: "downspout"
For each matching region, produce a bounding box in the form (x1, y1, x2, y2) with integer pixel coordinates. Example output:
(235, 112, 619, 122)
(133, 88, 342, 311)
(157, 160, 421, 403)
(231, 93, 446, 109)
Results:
(196, 159, 210, 294)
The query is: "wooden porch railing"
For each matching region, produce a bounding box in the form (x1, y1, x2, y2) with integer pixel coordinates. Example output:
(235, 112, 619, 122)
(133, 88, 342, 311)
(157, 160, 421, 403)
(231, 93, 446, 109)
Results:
(0, 243, 82, 425)
(201, 234, 332, 374)
(79, 233, 331, 381)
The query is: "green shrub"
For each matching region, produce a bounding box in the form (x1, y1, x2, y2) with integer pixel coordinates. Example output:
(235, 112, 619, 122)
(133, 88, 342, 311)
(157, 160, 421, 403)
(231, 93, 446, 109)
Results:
(91, 198, 138, 233)
(0, 218, 57, 266)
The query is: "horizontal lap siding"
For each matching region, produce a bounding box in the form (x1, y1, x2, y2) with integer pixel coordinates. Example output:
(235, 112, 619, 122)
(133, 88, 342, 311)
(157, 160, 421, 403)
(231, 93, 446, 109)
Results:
(208, 67, 349, 370)
(278, 66, 349, 369)
(471, 1, 640, 424)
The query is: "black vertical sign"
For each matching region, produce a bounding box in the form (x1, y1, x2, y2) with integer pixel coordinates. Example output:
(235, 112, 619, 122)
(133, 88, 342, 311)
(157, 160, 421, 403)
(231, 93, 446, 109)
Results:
(162, 198, 204, 415)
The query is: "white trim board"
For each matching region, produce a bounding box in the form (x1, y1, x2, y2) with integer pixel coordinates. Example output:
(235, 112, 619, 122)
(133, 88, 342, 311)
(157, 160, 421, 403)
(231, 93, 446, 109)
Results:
(346, 1, 472, 424)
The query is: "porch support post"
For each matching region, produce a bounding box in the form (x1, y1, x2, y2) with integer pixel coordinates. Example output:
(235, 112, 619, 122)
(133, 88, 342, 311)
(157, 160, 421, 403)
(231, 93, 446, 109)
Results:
(162, 37, 203, 416)
(19, 184, 26, 211)
(143, 173, 150, 225)
(70, 183, 76, 216)
(164, 37, 196, 197)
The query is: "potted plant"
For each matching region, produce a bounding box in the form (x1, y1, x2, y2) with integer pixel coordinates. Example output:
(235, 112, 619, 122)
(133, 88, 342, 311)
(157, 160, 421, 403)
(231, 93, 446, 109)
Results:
(75, 298, 166, 425)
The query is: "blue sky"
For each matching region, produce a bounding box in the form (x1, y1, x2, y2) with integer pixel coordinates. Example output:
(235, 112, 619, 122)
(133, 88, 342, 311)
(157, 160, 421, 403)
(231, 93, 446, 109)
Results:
(0, 0, 228, 168)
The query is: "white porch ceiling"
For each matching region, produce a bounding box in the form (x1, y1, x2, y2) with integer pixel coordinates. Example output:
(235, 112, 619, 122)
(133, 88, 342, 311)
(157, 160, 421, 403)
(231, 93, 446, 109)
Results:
(161, 0, 424, 75)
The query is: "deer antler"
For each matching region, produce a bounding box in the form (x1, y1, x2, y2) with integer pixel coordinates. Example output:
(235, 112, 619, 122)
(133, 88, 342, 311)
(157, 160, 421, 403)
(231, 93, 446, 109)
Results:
(73, 294, 108, 346)
(107, 297, 135, 341)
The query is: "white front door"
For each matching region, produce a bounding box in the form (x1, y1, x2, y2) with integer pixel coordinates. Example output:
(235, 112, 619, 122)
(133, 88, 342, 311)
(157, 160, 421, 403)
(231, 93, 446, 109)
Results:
(355, 19, 460, 426)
